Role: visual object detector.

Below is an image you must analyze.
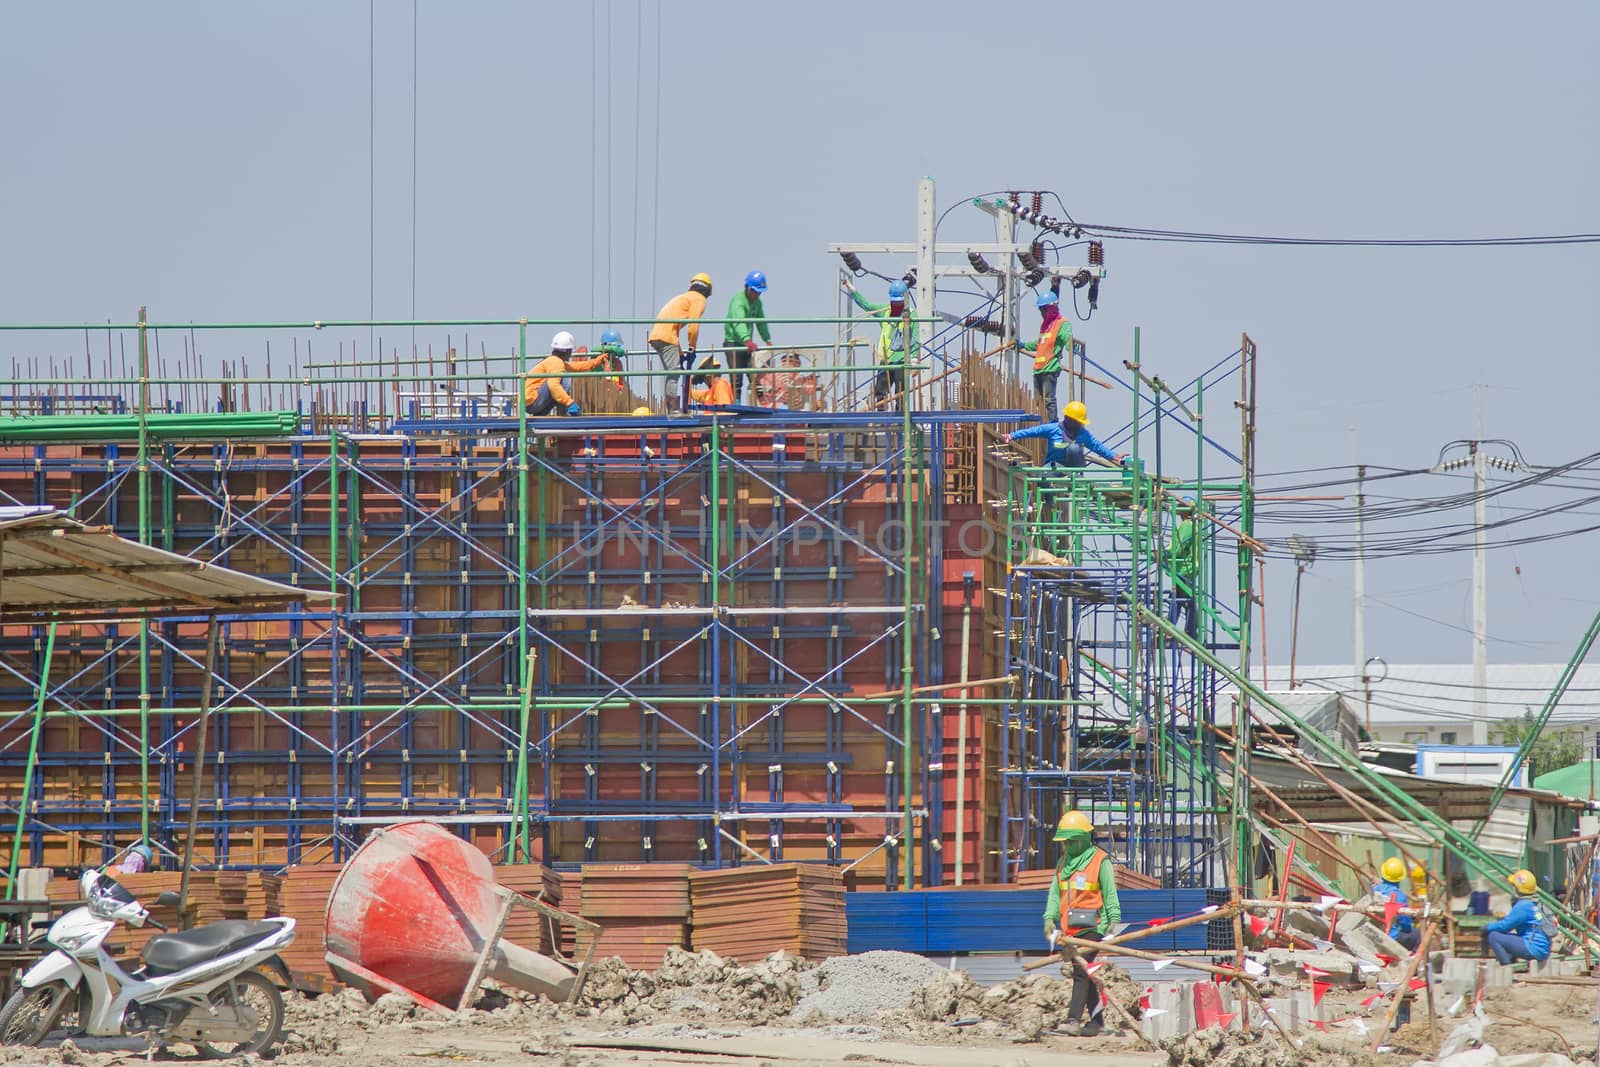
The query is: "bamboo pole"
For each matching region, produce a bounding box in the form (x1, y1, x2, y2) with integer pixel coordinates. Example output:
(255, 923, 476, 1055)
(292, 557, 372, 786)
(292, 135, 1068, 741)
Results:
(1370, 921, 1435, 1054)
(177, 615, 220, 926)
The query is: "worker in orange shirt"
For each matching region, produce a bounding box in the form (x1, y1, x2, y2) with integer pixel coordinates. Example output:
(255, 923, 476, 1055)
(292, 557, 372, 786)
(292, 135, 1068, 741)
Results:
(688, 357, 735, 408)
(523, 331, 610, 416)
(648, 273, 713, 411)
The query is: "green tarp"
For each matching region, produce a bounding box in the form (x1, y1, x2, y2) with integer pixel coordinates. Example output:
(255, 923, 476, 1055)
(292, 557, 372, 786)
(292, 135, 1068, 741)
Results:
(0, 411, 301, 443)
(1532, 760, 1600, 801)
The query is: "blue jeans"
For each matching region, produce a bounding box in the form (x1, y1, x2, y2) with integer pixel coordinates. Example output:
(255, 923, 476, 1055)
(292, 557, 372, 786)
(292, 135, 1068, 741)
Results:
(1487, 930, 1534, 964)
(1392, 927, 1421, 952)
(525, 382, 569, 416)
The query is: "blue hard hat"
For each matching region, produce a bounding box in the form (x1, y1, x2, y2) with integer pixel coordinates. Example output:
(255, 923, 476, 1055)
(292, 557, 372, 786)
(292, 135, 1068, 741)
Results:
(131, 843, 153, 861)
(888, 280, 909, 302)
(1036, 289, 1059, 308)
(599, 329, 623, 347)
(744, 270, 768, 294)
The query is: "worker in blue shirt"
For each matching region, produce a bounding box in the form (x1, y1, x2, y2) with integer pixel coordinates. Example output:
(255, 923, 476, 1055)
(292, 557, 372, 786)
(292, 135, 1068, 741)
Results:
(1486, 868, 1553, 966)
(1371, 857, 1420, 951)
(1001, 401, 1127, 468)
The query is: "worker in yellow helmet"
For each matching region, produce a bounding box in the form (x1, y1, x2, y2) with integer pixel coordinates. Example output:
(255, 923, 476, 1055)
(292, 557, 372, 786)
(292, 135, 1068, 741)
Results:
(648, 273, 713, 411)
(1485, 869, 1553, 966)
(1042, 810, 1121, 1036)
(1410, 863, 1428, 899)
(1001, 401, 1128, 469)
(1372, 857, 1419, 951)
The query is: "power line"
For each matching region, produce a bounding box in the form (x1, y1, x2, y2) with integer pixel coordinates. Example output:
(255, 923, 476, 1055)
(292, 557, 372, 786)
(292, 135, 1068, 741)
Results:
(1075, 221, 1600, 248)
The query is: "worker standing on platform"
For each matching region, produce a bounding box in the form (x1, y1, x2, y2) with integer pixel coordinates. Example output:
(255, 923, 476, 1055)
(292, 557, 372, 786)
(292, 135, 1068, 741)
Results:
(688, 357, 735, 407)
(723, 271, 772, 405)
(1486, 869, 1554, 966)
(649, 273, 713, 411)
(841, 277, 918, 408)
(1167, 503, 1200, 638)
(1372, 857, 1421, 951)
(1001, 402, 1126, 468)
(1019, 286, 1070, 422)
(524, 331, 609, 416)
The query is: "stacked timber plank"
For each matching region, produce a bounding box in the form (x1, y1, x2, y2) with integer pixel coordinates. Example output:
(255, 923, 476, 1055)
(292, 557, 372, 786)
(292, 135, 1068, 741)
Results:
(215, 871, 281, 921)
(558, 870, 582, 957)
(272, 863, 341, 986)
(1016, 865, 1162, 891)
(689, 863, 846, 961)
(492, 862, 565, 957)
(576, 864, 691, 968)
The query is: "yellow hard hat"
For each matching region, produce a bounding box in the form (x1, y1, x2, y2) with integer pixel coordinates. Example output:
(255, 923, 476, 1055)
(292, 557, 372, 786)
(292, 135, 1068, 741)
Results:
(690, 272, 713, 294)
(630, 406, 653, 417)
(1053, 810, 1093, 840)
(1410, 863, 1427, 883)
(1508, 869, 1537, 896)
(1063, 399, 1089, 426)
(1380, 857, 1405, 883)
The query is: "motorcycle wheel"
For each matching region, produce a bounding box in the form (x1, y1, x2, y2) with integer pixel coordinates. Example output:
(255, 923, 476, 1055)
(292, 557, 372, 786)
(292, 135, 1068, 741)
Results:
(192, 970, 284, 1059)
(0, 981, 75, 1046)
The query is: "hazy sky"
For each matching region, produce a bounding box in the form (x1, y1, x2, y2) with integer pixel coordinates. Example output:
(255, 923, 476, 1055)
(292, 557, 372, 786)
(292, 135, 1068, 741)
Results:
(2, 2, 1596, 673)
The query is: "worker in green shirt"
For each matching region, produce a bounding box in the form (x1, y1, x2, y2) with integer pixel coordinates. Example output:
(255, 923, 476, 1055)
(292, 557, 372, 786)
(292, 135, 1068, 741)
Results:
(1018, 286, 1070, 422)
(842, 277, 918, 408)
(1167, 504, 1200, 638)
(1043, 810, 1121, 1036)
(723, 270, 772, 404)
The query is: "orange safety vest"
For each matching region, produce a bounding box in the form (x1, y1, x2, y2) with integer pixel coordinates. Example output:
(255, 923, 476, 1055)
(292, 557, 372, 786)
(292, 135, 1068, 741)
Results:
(1034, 320, 1064, 372)
(1056, 848, 1107, 933)
(692, 377, 734, 407)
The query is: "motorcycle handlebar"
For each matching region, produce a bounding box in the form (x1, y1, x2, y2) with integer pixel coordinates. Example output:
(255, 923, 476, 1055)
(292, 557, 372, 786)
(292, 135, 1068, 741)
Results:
(145, 917, 168, 932)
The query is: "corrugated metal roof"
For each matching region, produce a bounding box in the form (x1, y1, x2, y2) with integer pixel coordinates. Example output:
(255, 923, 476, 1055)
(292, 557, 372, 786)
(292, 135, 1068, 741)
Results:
(1234, 663, 1600, 728)
(0, 506, 330, 617)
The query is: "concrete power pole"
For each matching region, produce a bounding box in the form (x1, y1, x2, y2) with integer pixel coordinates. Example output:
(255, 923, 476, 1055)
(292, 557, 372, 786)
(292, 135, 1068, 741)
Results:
(1472, 443, 1489, 744)
(1354, 464, 1368, 731)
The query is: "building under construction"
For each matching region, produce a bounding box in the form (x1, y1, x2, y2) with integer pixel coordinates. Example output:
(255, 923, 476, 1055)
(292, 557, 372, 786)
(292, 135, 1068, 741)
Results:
(0, 189, 1263, 891)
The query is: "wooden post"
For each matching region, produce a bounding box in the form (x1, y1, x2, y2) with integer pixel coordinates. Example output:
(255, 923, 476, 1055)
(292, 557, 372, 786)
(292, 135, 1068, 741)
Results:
(177, 614, 220, 927)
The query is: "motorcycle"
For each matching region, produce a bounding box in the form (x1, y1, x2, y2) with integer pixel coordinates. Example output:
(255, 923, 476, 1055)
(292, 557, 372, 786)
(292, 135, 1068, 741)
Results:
(0, 868, 296, 1057)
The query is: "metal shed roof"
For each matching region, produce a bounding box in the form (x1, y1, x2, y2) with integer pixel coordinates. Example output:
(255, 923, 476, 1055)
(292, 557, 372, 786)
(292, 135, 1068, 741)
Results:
(0, 506, 330, 618)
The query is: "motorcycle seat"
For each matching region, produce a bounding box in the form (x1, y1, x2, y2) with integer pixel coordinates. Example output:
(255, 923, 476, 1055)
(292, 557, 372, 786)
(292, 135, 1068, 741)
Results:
(141, 920, 280, 975)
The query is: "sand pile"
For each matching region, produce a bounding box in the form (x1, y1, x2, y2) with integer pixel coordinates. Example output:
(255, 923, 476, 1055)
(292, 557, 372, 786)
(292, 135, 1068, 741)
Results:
(1163, 1026, 1367, 1067)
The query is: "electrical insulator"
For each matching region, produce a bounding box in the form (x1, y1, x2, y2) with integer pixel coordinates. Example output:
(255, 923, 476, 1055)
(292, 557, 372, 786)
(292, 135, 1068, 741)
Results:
(1016, 247, 1040, 272)
(839, 251, 863, 273)
(1030, 192, 1043, 214)
(967, 250, 992, 274)
(1024, 267, 1047, 287)
(1008, 191, 1020, 209)
(901, 268, 917, 288)
(1088, 241, 1104, 267)
(1070, 269, 1091, 290)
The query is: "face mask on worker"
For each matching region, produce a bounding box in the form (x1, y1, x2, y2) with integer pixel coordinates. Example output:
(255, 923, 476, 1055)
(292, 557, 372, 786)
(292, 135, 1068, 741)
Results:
(1039, 303, 1061, 327)
(1060, 830, 1092, 858)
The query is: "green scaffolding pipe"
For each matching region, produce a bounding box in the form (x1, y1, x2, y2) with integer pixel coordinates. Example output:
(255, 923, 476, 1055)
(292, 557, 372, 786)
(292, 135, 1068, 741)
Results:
(6, 621, 58, 896)
(1132, 600, 1600, 945)
(136, 308, 151, 847)
(0, 412, 302, 443)
(0, 315, 943, 332)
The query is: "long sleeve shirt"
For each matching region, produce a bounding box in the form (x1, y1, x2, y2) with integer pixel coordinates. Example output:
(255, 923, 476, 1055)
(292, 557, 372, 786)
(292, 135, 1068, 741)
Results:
(723, 290, 772, 346)
(521, 355, 601, 412)
(1019, 316, 1072, 375)
(1009, 420, 1117, 466)
(847, 290, 919, 365)
(1370, 880, 1414, 935)
(649, 291, 708, 350)
(1169, 518, 1199, 592)
(1486, 898, 1552, 958)
(690, 376, 734, 407)
(1043, 849, 1121, 935)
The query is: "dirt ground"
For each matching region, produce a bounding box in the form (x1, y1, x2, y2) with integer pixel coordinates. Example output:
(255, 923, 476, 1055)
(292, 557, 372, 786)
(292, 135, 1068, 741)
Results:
(0, 951, 1593, 1067)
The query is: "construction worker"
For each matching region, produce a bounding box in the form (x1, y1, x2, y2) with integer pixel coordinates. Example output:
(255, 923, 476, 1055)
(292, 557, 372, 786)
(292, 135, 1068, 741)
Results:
(649, 273, 713, 410)
(1485, 869, 1553, 966)
(116, 841, 152, 874)
(1019, 286, 1070, 422)
(1167, 504, 1200, 638)
(723, 270, 772, 405)
(523, 331, 607, 416)
(688, 357, 735, 408)
(1410, 862, 1429, 900)
(1043, 810, 1121, 1037)
(841, 277, 917, 408)
(1001, 401, 1127, 468)
(1372, 857, 1420, 951)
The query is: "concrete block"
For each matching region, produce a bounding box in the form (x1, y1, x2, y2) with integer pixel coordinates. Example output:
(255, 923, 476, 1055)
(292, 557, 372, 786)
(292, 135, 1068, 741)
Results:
(1140, 981, 1195, 1042)
(1261, 947, 1361, 980)
(1339, 920, 1411, 964)
(1438, 1047, 1501, 1067)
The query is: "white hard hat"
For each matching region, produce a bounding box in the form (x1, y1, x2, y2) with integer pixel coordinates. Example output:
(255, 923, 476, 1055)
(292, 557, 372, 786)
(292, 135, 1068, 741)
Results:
(551, 330, 576, 352)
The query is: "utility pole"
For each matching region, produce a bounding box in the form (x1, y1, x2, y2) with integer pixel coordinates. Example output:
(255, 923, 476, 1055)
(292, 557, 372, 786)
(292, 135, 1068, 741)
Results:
(1471, 442, 1488, 744)
(1354, 463, 1368, 730)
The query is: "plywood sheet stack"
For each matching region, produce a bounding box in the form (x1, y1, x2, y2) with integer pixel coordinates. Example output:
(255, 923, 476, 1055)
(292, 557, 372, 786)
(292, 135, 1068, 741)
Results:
(689, 863, 846, 961)
(576, 864, 691, 969)
(215, 871, 282, 921)
(558, 869, 582, 957)
(492, 862, 564, 957)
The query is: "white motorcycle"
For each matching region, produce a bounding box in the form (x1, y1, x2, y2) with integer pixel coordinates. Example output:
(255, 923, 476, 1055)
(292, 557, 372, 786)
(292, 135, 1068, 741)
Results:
(0, 869, 296, 1057)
